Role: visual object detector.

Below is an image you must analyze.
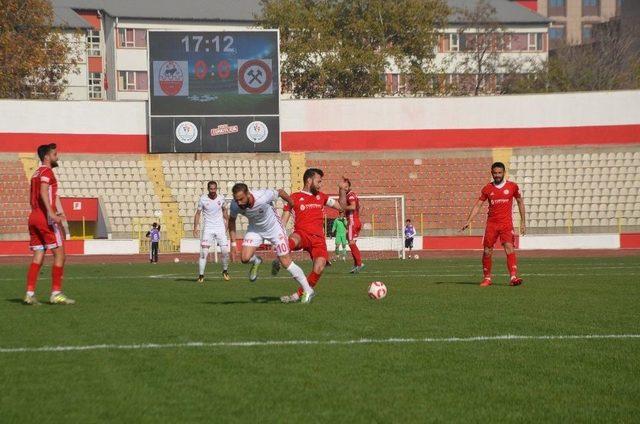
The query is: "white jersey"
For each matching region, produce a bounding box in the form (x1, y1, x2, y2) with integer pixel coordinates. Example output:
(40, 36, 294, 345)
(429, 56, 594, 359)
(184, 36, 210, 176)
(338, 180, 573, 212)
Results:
(198, 194, 227, 230)
(229, 189, 281, 232)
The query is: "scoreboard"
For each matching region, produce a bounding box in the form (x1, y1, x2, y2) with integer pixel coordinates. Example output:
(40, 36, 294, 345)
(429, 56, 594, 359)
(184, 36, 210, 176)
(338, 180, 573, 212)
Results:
(148, 30, 280, 153)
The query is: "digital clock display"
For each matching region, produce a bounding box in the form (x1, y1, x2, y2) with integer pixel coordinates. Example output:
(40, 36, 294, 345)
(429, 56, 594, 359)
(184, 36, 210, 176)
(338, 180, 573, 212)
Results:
(148, 31, 280, 153)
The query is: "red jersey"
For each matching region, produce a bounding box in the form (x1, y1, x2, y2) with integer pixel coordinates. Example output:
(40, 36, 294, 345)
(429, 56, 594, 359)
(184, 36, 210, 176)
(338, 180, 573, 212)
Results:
(479, 180, 520, 225)
(284, 191, 336, 237)
(346, 190, 361, 226)
(30, 166, 58, 215)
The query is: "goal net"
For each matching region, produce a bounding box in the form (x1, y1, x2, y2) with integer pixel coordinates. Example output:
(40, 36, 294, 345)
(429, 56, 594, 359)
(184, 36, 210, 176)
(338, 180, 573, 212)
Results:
(327, 194, 406, 260)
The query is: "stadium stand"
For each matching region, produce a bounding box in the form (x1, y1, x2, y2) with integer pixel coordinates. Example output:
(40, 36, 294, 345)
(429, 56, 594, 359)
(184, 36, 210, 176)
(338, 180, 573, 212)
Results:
(0, 158, 30, 240)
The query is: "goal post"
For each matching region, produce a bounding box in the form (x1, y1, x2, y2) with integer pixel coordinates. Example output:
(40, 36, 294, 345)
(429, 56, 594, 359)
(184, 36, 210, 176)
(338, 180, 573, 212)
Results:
(328, 194, 406, 260)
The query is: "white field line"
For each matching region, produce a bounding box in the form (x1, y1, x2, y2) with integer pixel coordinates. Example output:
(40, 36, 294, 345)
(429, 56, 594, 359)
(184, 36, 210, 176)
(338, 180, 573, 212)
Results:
(1, 334, 639, 354)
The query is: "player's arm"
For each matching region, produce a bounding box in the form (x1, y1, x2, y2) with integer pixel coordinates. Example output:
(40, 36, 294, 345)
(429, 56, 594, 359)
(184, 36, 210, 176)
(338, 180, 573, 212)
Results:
(228, 215, 237, 247)
(193, 209, 201, 238)
(222, 205, 229, 232)
(277, 189, 295, 209)
(461, 199, 485, 231)
(40, 182, 62, 224)
(281, 209, 291, 228)
(338, 177, 349, 209)
(516, 197, 526, 236)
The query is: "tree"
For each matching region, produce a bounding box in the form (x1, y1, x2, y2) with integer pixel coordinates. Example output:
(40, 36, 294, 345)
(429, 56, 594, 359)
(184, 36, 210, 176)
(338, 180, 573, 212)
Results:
(0, 0, 80, 99)
(258, 0, 449, 98)
(452, 0, 514, 96)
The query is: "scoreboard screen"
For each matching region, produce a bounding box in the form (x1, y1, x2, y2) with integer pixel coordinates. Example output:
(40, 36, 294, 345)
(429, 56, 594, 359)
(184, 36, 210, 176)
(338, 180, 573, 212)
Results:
(148, 30, 280, 153)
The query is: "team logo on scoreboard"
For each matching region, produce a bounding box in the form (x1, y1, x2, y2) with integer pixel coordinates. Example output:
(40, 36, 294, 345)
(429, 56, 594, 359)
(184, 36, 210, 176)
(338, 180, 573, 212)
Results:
(238, 59, 273, 95)
(153, 61, 188, 96)
(246, 121, 269, 143)
(176, 121, 198, 144)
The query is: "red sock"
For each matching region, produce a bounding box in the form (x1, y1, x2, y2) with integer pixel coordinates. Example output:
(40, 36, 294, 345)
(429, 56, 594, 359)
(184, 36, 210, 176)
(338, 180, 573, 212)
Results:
(288, 237, 296, 251)
(51, 265, 64, 293)
(482, 254, 492, 280)
(349, 243, 362, 266)
(506, 253, 518, 278)
(297, 271, 321, 296)
(26, 262, 42, 293)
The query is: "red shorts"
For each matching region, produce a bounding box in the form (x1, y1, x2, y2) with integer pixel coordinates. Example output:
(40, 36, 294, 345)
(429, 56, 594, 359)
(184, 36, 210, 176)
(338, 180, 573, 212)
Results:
(483, 221, 515, 248)
(348, 222, 361, 242)
(28, 212, 63, 251)
(293, 231, 328, 260)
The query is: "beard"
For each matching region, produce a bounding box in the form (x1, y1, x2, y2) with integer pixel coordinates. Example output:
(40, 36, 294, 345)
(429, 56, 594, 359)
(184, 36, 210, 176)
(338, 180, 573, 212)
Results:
(51, 160, 59, 168)
(310, 185, 319, 195)
(493, 176, 503, 184)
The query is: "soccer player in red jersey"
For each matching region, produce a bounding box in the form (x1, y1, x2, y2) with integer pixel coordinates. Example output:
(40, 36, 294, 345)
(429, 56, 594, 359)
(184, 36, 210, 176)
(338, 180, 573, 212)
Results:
(338, 177, 364, 273)
(462, 162, 526, 287)
(24, 143, 75, 305)
(275, 168, 342, 303)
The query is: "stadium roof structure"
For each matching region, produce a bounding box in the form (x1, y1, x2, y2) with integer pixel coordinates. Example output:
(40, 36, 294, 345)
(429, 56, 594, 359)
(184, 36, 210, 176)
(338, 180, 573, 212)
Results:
(51, 0, 548, 26)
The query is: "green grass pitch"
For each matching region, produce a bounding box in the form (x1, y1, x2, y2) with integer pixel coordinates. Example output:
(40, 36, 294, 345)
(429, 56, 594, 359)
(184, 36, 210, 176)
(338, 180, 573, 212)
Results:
(1, 255, 639, 422)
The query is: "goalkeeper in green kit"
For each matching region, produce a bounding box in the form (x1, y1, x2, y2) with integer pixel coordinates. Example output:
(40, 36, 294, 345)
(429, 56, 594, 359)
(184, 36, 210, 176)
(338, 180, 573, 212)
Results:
(332, 211, 348, 262)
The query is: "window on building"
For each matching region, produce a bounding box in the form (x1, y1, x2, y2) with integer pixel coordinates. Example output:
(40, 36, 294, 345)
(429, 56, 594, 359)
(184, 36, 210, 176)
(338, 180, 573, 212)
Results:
(118, 71, 148, 91)
(510, 33, 528, 51)
(449, 33, 459, 52)
(528, 33, 543, 51)
(549, 26, 566, 48)
(117, 28, 147, 48)
(88, 72, 102, 100)
(548, 0, 566, 16)
(87, 29, 101, 56)
(582, 0, 600, 16)
(582, 24, 594, 42)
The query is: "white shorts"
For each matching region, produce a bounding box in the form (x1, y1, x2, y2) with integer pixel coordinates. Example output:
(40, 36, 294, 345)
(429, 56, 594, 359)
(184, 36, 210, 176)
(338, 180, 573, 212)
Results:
(201, 228, 230, 252)
(243, 225, 290, 257)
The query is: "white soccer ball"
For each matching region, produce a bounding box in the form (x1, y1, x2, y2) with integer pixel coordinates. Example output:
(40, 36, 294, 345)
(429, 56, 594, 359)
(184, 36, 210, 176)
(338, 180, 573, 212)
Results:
(174, 258, 180, 263)
(368, 281, 387, 300)
(413, 254, 419, 260)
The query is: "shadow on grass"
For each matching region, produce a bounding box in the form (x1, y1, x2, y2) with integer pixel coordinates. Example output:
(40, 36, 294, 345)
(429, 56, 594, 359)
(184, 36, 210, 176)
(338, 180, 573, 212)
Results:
(6, 298, 25, 304)
(203, 296, 281, 305)
(434, 281, 479, 285)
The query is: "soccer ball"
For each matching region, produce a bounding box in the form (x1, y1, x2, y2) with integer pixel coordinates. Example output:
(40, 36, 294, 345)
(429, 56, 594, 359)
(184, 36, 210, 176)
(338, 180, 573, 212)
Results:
(368, 281, 387, 300)
(413, 254, 419, 260)
(174, 258, 180, 263)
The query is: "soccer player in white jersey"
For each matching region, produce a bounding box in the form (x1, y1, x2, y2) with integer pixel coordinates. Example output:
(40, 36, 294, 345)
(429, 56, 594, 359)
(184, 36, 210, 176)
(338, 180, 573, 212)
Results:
(193, 181, 230, 283)
(228, 183, 316, 303)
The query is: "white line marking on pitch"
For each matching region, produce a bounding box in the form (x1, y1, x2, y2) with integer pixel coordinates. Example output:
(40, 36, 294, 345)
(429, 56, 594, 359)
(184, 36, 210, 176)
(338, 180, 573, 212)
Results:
(1, 334, 639, 354)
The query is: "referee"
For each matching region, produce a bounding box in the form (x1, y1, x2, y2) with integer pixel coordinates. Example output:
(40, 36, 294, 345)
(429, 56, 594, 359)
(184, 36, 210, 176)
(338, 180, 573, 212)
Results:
(146, 222, 161, 263)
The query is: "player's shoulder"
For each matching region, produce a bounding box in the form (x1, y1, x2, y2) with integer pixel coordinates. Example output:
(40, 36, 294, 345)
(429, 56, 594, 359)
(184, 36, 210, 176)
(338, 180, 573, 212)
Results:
(507, 180, 519, 188)
(481, 182, 494, 191)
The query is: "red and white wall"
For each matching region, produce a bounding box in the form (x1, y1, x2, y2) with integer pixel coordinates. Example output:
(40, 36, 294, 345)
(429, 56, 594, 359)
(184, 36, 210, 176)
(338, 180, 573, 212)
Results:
(0, 90, 639, 154)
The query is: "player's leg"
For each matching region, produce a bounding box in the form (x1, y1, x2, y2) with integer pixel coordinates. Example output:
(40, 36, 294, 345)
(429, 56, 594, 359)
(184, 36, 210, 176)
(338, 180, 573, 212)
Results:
(502, 227, 522, 286)
(284, 237, 328, 303)
(149, 241, 154, 263)
(272, 232, 301, 276)
(216, 231, 231, 281)
(241, 231, 263, 282)
(198, 231, 213, 283)
(25, 220, 46, 305)
(348, 224, 363, 272)
(481, 224, 498, 287)
(47, 223, 73, 304)
(153, 242, 159, 263)
(278, 253, 315, 303)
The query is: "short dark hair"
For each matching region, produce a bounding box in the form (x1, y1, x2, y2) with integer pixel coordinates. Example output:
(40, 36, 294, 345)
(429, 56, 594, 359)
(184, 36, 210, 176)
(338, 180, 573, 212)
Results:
(491, 162, 506, 171)
(37, 143, 57, 162)
(406, 219, 411, 223)
(207, 180, 217, 189)
(303, 168, 323, 184)
(152, 222, 158, 228)
(344, 178, 351, 188)
(232, 183, 248, 195)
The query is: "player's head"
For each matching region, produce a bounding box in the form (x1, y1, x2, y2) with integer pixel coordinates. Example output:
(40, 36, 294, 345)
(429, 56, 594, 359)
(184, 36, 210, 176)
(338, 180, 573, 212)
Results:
(37, 143, 58, 168)
(152, 222, 158, 228)
(232, 183, 250, 209)
(303, 168, 324, 194)
(343, 177, 351, 191)
(207, 180, 217, 196)
(406, 219, 411, 225)
(491, 162, 506, 184)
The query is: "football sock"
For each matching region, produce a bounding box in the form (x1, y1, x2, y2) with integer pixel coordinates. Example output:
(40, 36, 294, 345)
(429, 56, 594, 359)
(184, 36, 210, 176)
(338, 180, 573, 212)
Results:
(221, 251, 229, 271)
(51, 265, 64, 293)
(482, 254, 492, 280)
(249, 254, 261, 264)
(199, 248, 208, 275)
(297, 271, 321, 297)
(349, 243, 363, 266)
(286, 262, 312, 293)
(506, 253, 518, 278)
(26, 262, 42, 294)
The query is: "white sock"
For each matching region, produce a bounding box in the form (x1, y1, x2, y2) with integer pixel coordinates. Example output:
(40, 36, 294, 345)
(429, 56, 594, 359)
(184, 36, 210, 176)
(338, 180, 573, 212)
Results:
(221, 251, 229, 271)
(26, 291, 34, 297)
(51, 290, 61, 296)
(199, 248, 208, 275)
(249, 254, 261, 264)
(286, 262, 312, 293)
